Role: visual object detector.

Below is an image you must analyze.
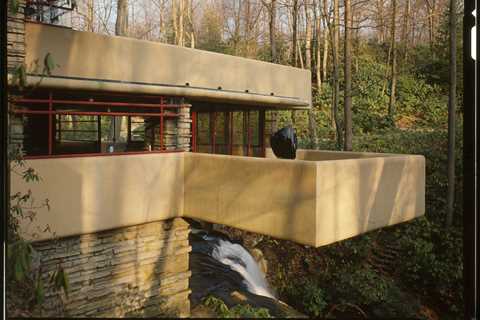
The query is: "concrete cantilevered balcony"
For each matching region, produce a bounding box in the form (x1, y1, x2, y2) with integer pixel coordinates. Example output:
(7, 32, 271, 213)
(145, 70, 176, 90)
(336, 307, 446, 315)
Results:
(11, 151, 425, 247)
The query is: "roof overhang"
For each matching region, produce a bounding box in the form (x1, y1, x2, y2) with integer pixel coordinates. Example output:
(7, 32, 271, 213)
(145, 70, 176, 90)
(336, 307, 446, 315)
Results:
(20, 23, 312, 110)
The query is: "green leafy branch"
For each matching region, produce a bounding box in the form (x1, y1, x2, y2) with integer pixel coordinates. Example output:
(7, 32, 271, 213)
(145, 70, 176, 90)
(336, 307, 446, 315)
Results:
(7, 148, 69, 309)
(10, 52, 59, 95)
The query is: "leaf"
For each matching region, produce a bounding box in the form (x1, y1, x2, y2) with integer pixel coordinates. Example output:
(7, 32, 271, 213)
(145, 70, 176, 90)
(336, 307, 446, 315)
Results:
(7, 244, 13, 260)
(9, 0, 19, 15)
(44, 53, 56, 76)
(62, 269, 70, 296)
(20, 246, 28, 270)
(15, 258, 24, 281)
(55, 269, 63, 288)
(35, 278, 45, 304)
(18, 64, 27, 88)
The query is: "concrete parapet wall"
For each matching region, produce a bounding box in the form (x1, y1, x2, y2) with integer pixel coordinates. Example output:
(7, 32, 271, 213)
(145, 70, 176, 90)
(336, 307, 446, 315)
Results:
(183, 153, 318, 245)
(12, 153, 184, 241)
(33, 218, 191, 317)
(313, 154, 425, 246)
(12, 151, 425, 247)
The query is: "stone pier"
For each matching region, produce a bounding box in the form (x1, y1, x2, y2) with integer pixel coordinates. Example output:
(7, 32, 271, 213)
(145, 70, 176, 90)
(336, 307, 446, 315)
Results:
(32, 218, 192, 317)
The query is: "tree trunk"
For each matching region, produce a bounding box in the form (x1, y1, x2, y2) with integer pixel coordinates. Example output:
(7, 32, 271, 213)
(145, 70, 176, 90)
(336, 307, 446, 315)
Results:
(87, 0, 94, 32)
(332, 0, 342, 148)
(269, 0, 277, 63)
(401, 0, 410, 62)
(308, 108, 318, 148)
(179, 0, 185, 46)
(187, 0, 195, 48)
(262, 0, 278, 138)
(377, 0, 385, 43)
(313, 0, 322, 91)
(388, 0, 397, 126)
(305, 0, 317, 149)
(446, 0, 456, 227)
(425, 0, 437, 55)
(297, 40, 304, 68)
(316, 12, 322, 91)
(343, 0, 352, 151)
(291, 0, 302, 126)
(172, 0, 178, 44)
(115, 0, 128, 36)
(292, 0, 299, 66)
(305, 1, 312, 71)
(322, 26, 329, 80)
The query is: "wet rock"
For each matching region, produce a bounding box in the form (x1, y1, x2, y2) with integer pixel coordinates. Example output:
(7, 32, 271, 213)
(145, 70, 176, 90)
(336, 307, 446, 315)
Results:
(250, 248, 268, 275)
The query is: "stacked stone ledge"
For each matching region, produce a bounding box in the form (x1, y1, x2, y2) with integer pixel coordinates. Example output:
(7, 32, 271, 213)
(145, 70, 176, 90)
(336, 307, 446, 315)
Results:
(7, 0, 26, 71)
(176, 106, 192, 151)
(7, 0, 26, 154)
(32, 218, 192, 317)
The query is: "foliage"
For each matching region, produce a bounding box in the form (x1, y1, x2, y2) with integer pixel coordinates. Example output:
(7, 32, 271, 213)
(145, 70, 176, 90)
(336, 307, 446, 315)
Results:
(273, 126, 464, 319)
(9, 0, 19, 15)
(394, 216, 463, 316)
(10, 53, 58, 91)
(7, 147, 69, 311)
(324, 129, 462, 318)
(283, 280, 328, 317)
(8, 240, 33, 282)
(203, 295, 272, 318)
(329, 266, 420, 318)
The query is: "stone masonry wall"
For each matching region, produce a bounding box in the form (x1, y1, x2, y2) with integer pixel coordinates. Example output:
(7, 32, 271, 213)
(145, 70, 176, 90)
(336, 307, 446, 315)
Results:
(176, 105, 193, 151)
(7, 0, 26, 71)
(7, 0, 26, 153)
(32, 218, 192, 317)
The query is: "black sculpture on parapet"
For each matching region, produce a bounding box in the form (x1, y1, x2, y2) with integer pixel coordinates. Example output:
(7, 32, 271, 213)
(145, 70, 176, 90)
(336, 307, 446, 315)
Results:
(270, 126, 297, 159)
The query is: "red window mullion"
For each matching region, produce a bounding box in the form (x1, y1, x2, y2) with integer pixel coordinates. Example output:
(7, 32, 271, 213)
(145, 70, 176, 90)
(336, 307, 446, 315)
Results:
(97, 116, 102, 152)
(211, 112, 216, 154)
(229, 112, 233, 155)
(57, 115, 62, 142)
(11, 109, 179, 118)
(246, 111, 251, 157)
(160, 98, 164, 151)
(127, 116, 132, 144)
(18, 94, 191, 157)
(259, 110, 266, 157)
(13, 98, 188, 109)
(48, 92, 53, 155)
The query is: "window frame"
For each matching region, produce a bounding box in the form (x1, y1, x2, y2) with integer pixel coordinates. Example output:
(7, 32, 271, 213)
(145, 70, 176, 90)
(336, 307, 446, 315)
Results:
(10, 91, 189, 159)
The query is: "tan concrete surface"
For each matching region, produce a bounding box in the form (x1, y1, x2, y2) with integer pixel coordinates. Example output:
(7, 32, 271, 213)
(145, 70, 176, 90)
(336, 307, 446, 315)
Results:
(11, 153, 184, 241)
(12, 151, 425, 246)
(183, 153, 318, 246)
(23, 23, 311, 109)
(266, 148, 391, 160)
(313, 155, 425, 246)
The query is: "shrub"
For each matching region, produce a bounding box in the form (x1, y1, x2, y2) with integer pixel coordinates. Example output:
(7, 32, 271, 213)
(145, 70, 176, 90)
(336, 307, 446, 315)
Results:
(203, 295, 272, 318)
(282, 279, 328, 317)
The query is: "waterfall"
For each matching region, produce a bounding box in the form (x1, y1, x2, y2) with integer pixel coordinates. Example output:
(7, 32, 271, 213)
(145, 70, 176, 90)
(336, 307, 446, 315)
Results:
(190, 228, 276, 300)
(211, 239, 275, 299)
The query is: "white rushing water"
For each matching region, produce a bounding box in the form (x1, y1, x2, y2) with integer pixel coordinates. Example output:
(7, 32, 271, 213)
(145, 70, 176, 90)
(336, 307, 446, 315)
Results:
(211, 239, 276, 299)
